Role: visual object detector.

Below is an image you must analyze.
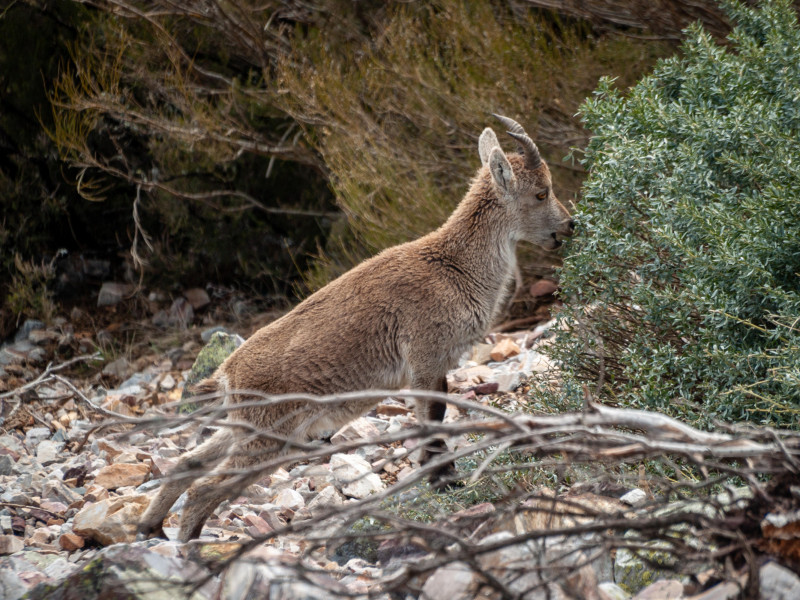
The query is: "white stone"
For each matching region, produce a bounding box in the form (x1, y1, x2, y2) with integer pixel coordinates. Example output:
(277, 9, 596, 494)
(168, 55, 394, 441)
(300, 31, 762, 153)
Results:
(330, 453, 384, 499)
(620, 488, 648, 506)
(159, 373, 176, 391)
(421, 562, 479, 600)
(36, 440, 64, 465)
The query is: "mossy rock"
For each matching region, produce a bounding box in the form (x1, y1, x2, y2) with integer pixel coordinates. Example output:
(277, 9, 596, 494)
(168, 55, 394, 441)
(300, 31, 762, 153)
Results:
(180, 331, 244, 413)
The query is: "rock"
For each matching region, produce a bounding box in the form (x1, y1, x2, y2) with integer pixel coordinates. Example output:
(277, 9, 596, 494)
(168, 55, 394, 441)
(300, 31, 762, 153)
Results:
(24, 543, 216, 600)
(25, 427, 51, 448)
(490, 337, 521, 362)
(0, 534, 24, 555)
(686, 581, 742, 600)
(72, 495, 150, 545)
(14, 319, 45, 343)
(599, 582, 631, 600)
(180, 331, 245, 410)
(620, 488, 648, 506)
(58, 533, 85, 552)
(0, 340, 45, 365)
(330, 453, 384, 499)
(273, 488, 305, 511)
(760, 561, 800, 599)
(470, 343, 495, 365)
(0, 434, 24, 455)
(631, 579, 684, 599)
(222, 549, 345, 600)
(150, 456, 177, 478)
(27, 528, 56, 549)
(167, 297, 194, 328)
(119, 371, 156, 389)
(41, 479, 82, 505)
(36, 440, 63, 466)
(200, 325, 228, 343)
(530, 278, 558, 297)
(421, 561, 481, 600)
(101, 356, 131, 379)
(28, 329, 60, 345)
(97, 282, 134, 307)
(39, 500, 68, 515)
(494, 370, 521, 392)
(93, 463, 149, 490)
(307, 485, 345, 515)
(472, 381, 499, 395)
(242, 514, 273, 537)
(0, 454, 15, 476)
(447, 364, 494, 392)
(159, 373, 176, 391)
(330, 417, 381, 445)
(183, 287, 210, 310)
(615, 546, 677, 595)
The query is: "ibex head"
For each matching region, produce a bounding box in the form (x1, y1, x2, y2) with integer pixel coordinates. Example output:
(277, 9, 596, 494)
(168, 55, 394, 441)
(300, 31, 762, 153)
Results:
(478, 114, 575, 250)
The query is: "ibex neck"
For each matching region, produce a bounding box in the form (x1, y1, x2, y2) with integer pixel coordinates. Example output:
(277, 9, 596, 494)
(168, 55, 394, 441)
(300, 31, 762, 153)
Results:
(425, 171, 518, 291)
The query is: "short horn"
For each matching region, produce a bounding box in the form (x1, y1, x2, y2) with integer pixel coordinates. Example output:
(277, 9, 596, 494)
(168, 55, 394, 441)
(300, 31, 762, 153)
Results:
(507, 131, 542, 170)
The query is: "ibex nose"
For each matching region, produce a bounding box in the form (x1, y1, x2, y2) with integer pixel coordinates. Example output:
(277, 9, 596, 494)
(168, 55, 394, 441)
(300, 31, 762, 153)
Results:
(568, 219, 576, 232)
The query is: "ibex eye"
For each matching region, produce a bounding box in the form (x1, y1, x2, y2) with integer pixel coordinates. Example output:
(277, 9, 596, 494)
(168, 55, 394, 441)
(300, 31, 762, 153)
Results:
(536, 191, 547, 201)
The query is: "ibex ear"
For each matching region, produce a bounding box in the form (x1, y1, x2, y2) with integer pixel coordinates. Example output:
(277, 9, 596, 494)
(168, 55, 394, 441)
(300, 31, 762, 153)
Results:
(478, 127, 500, 166)
(488, 147, 515, 195)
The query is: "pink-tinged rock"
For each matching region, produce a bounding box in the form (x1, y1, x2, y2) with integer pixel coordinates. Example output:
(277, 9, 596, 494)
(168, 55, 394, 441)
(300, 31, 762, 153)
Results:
(632, 579, 684, 599)
(330, 417, 381, 445)
(58, 532, 85, 551)
(96, 439, 125, 459)
(242, 514, 273, 536)
(273, 488, 305, 511)
(93, 463, 149, 490)
(529, 279, 558, 297)
(150, 456, 178, 478)
(97, 282, 134, 307)
(84, 484, 110, 503)
(26, 528, 55, 548)
(39, 500, 68, 515)
(183, 288, 210, 311)
(73, 495, 150, 545)
(472, 382, 499, 395)
(0, 534, 24, 554)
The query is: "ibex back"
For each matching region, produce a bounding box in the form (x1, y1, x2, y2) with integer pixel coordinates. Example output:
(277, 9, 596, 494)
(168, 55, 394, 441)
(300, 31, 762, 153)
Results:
(138, 115, 574, 542)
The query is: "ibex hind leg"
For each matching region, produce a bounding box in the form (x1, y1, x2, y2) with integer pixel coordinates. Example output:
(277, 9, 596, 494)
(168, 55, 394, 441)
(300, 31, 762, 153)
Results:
(137, 428, 233, 540)
(414, 376, 459, 487)
(178, 440, 281, 542)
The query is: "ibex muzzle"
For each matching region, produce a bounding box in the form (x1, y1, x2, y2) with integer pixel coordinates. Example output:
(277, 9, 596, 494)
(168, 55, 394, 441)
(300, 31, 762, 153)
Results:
(138, 115, 574, 542)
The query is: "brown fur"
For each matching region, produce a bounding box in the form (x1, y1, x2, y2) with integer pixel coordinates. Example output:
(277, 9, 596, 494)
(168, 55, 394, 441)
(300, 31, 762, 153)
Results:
(138, 121, 574, 542)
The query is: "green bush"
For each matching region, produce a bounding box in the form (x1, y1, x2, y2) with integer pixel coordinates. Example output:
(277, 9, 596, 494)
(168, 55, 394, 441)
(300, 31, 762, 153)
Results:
(548, 0, 800, 427)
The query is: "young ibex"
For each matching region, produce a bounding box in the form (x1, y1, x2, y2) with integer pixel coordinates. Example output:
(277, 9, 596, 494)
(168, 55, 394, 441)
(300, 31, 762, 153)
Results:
(138, 115, 574, 542)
